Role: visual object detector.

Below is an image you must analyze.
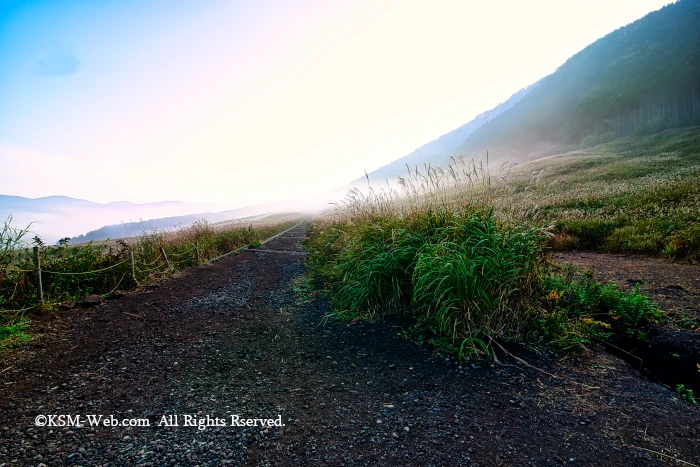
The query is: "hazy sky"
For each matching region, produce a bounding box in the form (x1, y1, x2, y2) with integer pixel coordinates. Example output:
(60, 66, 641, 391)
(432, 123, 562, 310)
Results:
(0, 0, 671, 206)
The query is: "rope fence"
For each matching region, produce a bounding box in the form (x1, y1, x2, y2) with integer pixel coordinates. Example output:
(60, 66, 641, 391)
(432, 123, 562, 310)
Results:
(41, 259, 128, 275)
(1, 218, 305, 311)
(170, 256, 194, 266)
(0, 267, 34, 273)
(135, 261, 166, 274)
(140, 254, 165, 267)
(166, 246, 197, 258)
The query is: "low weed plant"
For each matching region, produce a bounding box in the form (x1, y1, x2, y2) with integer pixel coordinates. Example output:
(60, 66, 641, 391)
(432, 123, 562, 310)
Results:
(676, 384, 697, 404)
(529, 267, 663, 351)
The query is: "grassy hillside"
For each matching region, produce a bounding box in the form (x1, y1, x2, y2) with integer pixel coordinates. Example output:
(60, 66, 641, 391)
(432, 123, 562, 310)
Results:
(460, 0, 700, 163)
(498, 127, 700, 259)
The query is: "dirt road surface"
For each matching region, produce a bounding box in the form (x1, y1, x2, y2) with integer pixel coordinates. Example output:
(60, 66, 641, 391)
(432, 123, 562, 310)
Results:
(1, 222, 698, 466)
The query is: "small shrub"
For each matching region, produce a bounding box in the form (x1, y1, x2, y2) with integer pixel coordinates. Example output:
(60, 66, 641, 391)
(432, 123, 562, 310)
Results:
(528, 269, 663, 351)
(555, 219, 621, 250)
(676, 384, 697, 404)
(664, 223, 700, 261)
(605, 225, 664, 254)
(548, 232, 579, 250)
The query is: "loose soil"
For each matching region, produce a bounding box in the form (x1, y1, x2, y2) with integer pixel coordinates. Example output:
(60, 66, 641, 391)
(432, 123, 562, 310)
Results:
(0, 224, 698, 466)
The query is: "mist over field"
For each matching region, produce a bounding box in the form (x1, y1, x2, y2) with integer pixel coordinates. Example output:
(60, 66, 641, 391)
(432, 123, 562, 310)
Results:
(0, 195, 329, 244)
(1, 0, 697, 248)
(0, 196, 236, 244)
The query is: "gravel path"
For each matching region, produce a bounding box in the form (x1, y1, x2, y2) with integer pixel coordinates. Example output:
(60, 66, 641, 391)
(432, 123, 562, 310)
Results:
(0, 222, 698, 466)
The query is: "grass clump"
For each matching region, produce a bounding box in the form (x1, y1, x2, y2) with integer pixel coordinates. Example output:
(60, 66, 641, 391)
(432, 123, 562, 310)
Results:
(0, 320, 32, 349)
(307, 158, 547, 347)
(312, 207, 545, 338)
(411, 209, 543, 338)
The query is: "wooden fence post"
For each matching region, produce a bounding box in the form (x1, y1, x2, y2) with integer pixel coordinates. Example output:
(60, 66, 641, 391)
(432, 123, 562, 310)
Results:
(160, 247, 171, 269)
(195, 242, 200, 264)
(32, 246, 43, 303)
(128, 250, 136, 284)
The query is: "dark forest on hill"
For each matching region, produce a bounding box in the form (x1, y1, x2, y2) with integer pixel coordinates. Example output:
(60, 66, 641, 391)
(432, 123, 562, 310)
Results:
(460, 0, 700, 161)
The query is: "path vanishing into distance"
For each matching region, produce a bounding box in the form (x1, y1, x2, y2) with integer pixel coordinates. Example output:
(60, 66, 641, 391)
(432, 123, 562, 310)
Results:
(1, 220, 699, 466)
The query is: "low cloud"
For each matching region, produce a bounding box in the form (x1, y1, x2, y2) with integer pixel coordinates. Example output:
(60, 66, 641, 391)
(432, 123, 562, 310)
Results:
(32, 44, 80, 76)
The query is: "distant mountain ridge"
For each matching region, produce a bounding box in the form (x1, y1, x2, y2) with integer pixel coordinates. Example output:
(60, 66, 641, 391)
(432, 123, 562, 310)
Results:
(353, 81, 540, 186)
(71, 206, 276, 243)
(0, 195, 188, 213)
(1, 194, 321, 244)
(0, 195, 238, 244)
(352, 0, 700, 187)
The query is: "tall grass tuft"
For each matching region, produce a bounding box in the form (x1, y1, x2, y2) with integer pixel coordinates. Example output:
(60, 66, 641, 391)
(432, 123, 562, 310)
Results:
(307, 157, 548, 344)
(0, 216, 32, 267)
(306, 150, 675, 355)
(412, 208, 543, 339)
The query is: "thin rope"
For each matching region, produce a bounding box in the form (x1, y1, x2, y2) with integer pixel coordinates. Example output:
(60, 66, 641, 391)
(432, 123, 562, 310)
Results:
(0, 267, 34, 273)
(166, 246, 196, 258)
(42, 259, 128, 275)
(135, 261, 165, 274)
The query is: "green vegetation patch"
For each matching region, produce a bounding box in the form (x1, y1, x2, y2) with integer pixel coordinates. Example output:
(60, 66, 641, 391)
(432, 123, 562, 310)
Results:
(309, 209, 663, 355)
(528, 268, 663, 351)
(0, 320, 32, 349)
(676, 384, 697, 405)
(499, 128, 700, 259)
(312, 207, 545, 340)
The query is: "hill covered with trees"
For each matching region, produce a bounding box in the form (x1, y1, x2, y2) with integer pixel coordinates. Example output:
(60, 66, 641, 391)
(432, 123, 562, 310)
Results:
(460, 0, 700, 162)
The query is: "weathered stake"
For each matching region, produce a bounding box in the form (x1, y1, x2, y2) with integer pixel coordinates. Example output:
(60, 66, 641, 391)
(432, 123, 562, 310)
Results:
(195, 242, 200, 264)
(32, 246, 43, 303)
(160, 246, 171, 269)
(128, 250, 136, 283)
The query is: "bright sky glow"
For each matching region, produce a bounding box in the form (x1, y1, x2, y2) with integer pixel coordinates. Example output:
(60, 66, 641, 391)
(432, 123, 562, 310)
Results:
(0, 0, 672, 206)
